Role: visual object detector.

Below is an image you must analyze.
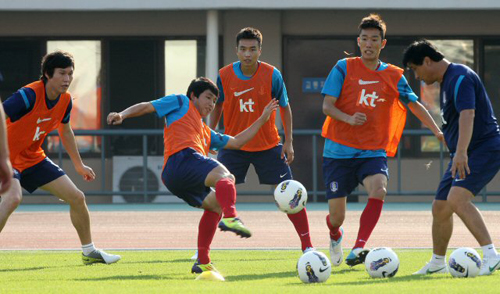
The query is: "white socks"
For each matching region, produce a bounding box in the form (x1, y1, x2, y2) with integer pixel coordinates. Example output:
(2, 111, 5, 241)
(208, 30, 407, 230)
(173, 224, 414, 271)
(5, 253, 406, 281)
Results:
(482, 244, 498, 258)
(430, 254, 446, 265)
(82, 242, 96, 255)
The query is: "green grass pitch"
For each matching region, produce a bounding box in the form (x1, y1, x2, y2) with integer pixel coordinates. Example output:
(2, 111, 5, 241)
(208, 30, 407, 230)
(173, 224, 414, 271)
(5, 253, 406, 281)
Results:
(0, 249, 498, 293)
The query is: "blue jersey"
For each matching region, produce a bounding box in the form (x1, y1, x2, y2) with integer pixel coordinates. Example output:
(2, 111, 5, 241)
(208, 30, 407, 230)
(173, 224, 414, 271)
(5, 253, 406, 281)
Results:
(216, 61, 289, 107)
(3, 87, 72, 123)
(321, 58, 418, 159)
(440, 63, 500, 154)
(150, 94, 230, 150)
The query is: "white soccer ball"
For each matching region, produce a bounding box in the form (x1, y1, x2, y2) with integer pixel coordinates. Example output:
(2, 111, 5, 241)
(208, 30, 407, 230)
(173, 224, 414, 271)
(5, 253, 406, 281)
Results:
(449, 247, 481, 278)
(274, 180, 307, 214)
(297, 251, 331, 283)
(364, 247, 400, 278)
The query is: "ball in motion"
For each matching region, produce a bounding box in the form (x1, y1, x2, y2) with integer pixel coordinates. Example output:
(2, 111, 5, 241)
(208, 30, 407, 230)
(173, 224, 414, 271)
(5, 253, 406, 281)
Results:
(448, 247, 481, 278)
(274, 180, 307, 214)
(364, 247, 399, 278)
(297, 251, 331, 283)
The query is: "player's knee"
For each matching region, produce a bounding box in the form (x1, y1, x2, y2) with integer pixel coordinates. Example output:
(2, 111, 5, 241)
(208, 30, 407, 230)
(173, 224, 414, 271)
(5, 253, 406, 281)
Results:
(5, 193, 22, 211)
(219, 173, 235, 183)
(370, 187, 387, 199)
(69, 189, 86, 206)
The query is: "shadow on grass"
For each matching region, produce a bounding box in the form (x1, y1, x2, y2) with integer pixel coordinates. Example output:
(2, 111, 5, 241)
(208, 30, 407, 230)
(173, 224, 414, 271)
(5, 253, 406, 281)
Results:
(331, 273, 450, 286)
(225, 270, 297, 281)
(75, 275, 177, 281)
(0, 267, 47, 272)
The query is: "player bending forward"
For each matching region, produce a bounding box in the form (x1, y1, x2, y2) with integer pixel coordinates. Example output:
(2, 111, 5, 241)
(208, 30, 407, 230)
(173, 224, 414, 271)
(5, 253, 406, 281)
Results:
(107, 77, 278, 274)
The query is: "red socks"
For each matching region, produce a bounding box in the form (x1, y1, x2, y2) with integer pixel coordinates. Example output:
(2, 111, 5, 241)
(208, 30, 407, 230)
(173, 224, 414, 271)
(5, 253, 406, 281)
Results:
(354, 198, 384, 249)
(326, 214, 342, 241)
(197, 210, 222, 264)
(287, 208, 313, 251)
(215, 178, 237, 218)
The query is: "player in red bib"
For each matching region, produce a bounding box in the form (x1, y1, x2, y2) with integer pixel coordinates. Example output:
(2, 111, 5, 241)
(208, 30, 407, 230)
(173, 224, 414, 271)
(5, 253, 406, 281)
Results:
(0, 51, 120, 264)
(208, 27, 315, 255)
(321, 15, 443, 267)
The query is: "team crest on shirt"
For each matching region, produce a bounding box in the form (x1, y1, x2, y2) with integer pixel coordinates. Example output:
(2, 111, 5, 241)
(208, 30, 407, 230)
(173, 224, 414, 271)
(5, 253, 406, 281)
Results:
(330, 181, 338, 192)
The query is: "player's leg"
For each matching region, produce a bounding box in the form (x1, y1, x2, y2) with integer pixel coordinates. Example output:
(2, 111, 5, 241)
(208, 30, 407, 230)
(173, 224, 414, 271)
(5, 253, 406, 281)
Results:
(0, 177, 23, 232)
(205, 165, 251, 238)
(41, 175, 120, 265)
(345, 157, 387, 267)
(323, 157, 358, 266)
(253, 145, 314, 251)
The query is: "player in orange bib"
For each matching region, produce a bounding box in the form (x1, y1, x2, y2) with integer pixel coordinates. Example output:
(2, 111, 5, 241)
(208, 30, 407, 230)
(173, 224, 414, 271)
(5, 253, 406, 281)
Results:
(321, 14, 444, 267)
(208, 27, 315, 255)
(0, 51, 120, 265)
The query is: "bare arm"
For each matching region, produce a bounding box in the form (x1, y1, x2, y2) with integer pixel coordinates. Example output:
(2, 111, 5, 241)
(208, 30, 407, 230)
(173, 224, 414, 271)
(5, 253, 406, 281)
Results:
(322, 95, 367, 125)
(224, 99, 279, 150)
(451, 109, 474, 179)
(209, 103, 223, 130)
(407, 101, 444, 142)
(280, 104, 294, 164)
(0, 104, 12, 193)
(58, 123, 95, 181)
(107, 102, 155, 125)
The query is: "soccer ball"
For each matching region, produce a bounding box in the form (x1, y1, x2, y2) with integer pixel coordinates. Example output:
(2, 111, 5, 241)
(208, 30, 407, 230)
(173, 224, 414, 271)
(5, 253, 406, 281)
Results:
(274, 180, 307, 214)
(364, 247, 399, 278)
(297, 251, 331, 283)
(448, 247, 481, 278)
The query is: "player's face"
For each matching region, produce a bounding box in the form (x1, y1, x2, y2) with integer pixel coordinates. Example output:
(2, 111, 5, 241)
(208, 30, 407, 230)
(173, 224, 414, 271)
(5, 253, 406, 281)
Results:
(357, 28, 386, 62)
(45, 66, 74, 94)
(192, 89, 218, 118)
(236, 39, 261, 67)
(408, 61, 436, 85)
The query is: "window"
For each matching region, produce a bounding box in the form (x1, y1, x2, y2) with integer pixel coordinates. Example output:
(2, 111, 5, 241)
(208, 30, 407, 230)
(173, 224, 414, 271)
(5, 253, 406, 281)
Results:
(484, 44, 500, 118)
(46, 40, 102, 153)
(165, 40, 198, 95)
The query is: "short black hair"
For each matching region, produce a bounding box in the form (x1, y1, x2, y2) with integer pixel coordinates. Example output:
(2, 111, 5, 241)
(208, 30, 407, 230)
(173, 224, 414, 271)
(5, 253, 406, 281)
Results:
(236, 27, 263, 48)
(40, 51, 75, 82)
(403, 39, 445, 68)
(186, 77, 219, 99)
(359, 14, 387, 39)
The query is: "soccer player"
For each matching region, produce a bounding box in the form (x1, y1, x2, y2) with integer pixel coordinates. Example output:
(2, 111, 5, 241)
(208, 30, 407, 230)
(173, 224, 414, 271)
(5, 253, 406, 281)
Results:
(0, 51, 121, 265)
(107, 77, 279, 273)
(209, 27, 314, 253)
(0, 103, 12, 194)
(321, 14, 443, 267)
(403, 39, 500, 276)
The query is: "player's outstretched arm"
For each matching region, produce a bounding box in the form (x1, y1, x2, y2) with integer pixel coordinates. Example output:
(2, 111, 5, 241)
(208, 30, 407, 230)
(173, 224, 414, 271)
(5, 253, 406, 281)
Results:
(323, 95, 366, 126)
(407, 101, 444, 143)
(107, 102, 155, 125)
(280, 104, 294, 164)
(224, 99, 279, 149)
(58, 123, 96, 182)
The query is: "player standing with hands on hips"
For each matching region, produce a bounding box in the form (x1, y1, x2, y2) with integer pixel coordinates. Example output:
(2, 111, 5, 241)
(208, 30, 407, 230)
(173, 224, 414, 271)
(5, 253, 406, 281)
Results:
(403, 39, 500, 276)
(321, 14, 443, 268)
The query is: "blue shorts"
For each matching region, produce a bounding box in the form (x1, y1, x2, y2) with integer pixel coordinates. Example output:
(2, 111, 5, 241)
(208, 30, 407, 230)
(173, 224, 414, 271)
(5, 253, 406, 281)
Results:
(13, 158, 66, 193)
(436, 148, 500, 200)
(323, 157, 388, 199)
(217, 144, 292, 185)
(162, 148, 220, 208)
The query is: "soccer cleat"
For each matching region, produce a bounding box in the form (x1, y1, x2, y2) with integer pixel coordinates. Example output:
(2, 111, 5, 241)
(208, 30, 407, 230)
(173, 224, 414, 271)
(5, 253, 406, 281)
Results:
(345, 248, 370, 267)
(412, 262, 449, 275)
(82, 249, 121, 265)
(303, 247, 316, 254)
(479, 255, 500, 276)
(218, 217, 252, 238)
(191, 251, 198, 260)
(191, 261, 218, 274)
(329, 227, 344, 266)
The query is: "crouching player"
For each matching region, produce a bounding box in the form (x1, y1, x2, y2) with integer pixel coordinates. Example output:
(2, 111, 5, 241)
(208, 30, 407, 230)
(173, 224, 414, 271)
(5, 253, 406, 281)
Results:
(107, 77, 278, 273)
(0, 51, 121, 264)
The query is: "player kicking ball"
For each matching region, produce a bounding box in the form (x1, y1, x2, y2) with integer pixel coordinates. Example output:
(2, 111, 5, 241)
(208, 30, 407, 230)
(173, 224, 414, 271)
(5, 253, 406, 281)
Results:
(0, 51, 120, 265)
(107, 77, 278, 273)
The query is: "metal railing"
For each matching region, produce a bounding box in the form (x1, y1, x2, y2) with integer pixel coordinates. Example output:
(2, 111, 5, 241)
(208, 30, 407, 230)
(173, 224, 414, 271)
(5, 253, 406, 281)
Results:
(35, 129, 499, 203)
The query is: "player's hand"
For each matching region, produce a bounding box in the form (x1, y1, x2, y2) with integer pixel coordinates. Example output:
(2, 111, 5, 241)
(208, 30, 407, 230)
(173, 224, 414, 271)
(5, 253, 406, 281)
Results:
(0, 156, 12, 194)
(346, 112, 367, 126)
(76, 164, 96, 182)
(281, 140, 294, 165)
(451, 151, 470, 180)
(259, 99, 279, 122)
(107, 112, 124, 125)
